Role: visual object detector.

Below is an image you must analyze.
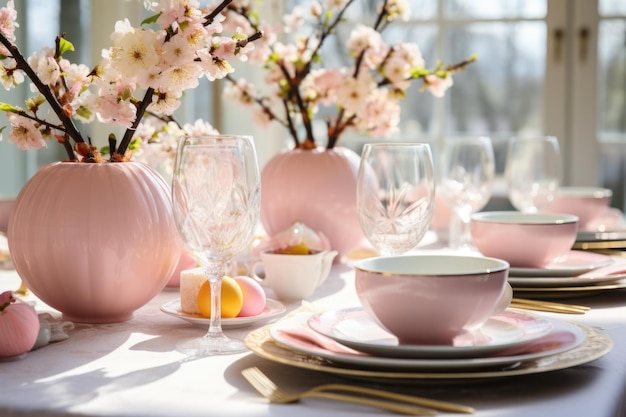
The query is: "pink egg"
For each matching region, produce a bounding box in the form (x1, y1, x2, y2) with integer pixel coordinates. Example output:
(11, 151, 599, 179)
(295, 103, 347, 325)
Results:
(234, 276, 267, 317)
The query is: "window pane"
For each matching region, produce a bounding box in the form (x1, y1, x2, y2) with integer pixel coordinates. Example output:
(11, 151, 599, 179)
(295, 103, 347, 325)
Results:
(598, 19, 626, 136)
(445, 0, 546, 19)
(445, 22, 545, 136)
(600, 0, 626, 16)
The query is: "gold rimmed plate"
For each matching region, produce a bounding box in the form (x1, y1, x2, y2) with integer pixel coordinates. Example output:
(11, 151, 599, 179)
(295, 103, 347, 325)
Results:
(574, 230, 626, 250)
(512, 279, 626, 299)
(244, 322, 611, 382)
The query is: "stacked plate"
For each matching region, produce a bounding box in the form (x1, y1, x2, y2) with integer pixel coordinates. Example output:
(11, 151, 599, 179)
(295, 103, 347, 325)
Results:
(244, 306, 612, 382)
(574, 230, 626, 251)
(508, 250, 626, 298)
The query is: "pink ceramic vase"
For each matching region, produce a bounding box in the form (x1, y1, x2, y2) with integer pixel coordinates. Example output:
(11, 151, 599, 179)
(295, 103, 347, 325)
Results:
(7, 162, 182, 323)
(260, 147, 364, 258)
(165, 246, 197, 288)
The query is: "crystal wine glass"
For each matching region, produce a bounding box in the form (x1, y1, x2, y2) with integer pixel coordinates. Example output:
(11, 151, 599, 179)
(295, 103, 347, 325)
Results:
(439, 136, 495, 251)
(505, 136, 561, 213)
(172, 135, 261, 356)
(356, 143, 435, 256)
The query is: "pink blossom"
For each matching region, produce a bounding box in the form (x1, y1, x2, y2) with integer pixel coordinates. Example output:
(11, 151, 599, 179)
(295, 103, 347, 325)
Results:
(383, 56, 411, 87)
(158, 64, 202, 93)
(346, 25, 388, 69)
(161, 32, 198, 67)
(425, 74, 454, 98)
(0, 0, 18, 45)
(196, 48, 234, 81)
(27, 47, 61, 85)
(336, 71, 376, 115)
(203, 8, 225, 36)
(94, 94, 137, 128)
(324, 0, 350, 10)
(356, 90, 401, 137)
(393, 43, 425, 70)
(6, 113, 46, 150)
(155, 0, 198, 28)
(212, 37, 238, 61)
(0, 60, 24, 90)
(283, 6, 305, 34)
(380, 0, 411, 21)
(109, 26, 162, 81)
(308, 68, 343, 105)
(223, 78, 256, 105)
(148, 89, 182, 115)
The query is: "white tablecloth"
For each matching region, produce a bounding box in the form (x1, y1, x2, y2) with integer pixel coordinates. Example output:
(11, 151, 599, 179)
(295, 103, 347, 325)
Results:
(1, 257, 626, 417)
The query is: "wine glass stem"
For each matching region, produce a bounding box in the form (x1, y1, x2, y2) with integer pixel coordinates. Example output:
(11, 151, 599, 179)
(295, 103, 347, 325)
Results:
(449, 211, 471, 250)
(205, 261, 225, 336)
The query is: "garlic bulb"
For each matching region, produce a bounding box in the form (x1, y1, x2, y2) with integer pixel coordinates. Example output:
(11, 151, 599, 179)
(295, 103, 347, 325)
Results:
(0, 290, 40, 358)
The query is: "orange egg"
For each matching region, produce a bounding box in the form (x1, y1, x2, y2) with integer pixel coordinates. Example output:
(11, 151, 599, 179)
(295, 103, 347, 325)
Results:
(197, 276, 243, 318)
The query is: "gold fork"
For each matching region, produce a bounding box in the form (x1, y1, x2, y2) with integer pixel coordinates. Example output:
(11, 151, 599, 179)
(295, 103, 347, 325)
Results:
(242, 367, 475, 415)
(510, 297, 590, 314)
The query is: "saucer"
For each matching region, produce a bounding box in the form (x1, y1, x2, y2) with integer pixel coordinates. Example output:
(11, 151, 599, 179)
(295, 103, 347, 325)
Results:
(160, 298, 286, 329)
(268, 312, 585, 371)
(307, 307, 553, 359)
(509, 250, 613, 277)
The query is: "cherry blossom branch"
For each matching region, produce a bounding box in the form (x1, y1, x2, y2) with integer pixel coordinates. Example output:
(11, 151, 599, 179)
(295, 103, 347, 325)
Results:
(0, 32, 84, 160)
(223, 74, 290, 128)
(328, 1, 405, 149)
(114, 87, 155, 160)
(205, 0, 233, 26)
(292, 0, 356, 146)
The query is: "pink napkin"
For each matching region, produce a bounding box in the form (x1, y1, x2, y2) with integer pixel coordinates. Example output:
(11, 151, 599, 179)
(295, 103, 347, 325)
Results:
(578, 260, 626, 278)
(271, 312, 366, 355)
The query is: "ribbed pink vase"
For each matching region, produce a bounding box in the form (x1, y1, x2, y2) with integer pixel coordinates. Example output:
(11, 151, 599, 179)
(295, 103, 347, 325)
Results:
(8, 161, 182, 323)
(260, 147, 364, 258)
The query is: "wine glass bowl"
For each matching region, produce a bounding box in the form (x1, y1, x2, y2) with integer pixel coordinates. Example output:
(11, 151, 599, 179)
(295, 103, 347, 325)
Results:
(505, 136, 561, 213)
(356, 143, 435, 256)
(172, 135, 260, 356)
(439, 136, 495, 250)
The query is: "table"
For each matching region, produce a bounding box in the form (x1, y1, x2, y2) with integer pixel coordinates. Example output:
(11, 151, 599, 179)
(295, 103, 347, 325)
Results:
(1, 256, 626, 417)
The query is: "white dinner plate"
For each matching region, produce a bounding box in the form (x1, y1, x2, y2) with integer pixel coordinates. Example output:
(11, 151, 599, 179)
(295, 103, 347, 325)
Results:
(509, 250, 613, 277)
(268, 310, 585, 371)
(160, 298, 286, 329)
(508, 272, 626, 287)
(577, 230, 626, 242)
(306, 307, 554, 359)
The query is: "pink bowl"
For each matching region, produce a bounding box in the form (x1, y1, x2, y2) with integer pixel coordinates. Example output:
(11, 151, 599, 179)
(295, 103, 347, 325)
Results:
(470, 211, 578, 268)
(545, 187, 612, 229)
(354, 255, 509, 345)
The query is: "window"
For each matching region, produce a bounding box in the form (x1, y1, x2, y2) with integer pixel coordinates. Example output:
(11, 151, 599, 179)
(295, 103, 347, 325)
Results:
(1, 0, 626, 213)
(281, 0, 626, 210)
